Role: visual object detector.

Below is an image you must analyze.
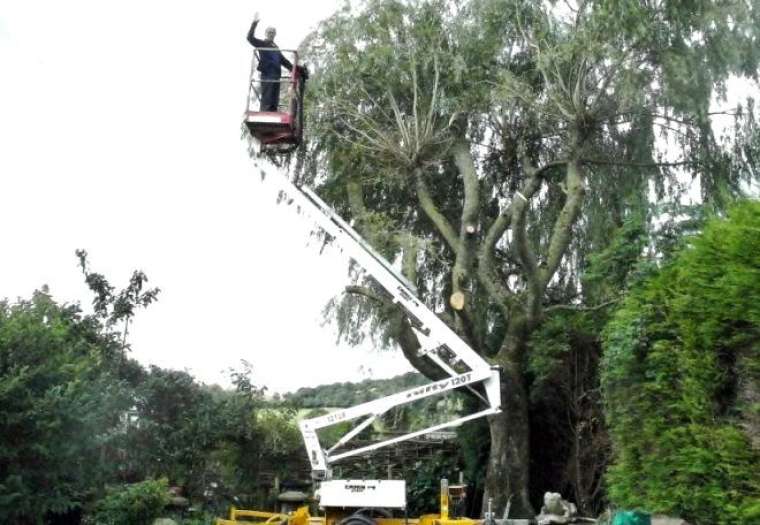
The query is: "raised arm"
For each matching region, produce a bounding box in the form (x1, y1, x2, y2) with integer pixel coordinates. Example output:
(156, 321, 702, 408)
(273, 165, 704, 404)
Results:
(246, 15, 268, 47)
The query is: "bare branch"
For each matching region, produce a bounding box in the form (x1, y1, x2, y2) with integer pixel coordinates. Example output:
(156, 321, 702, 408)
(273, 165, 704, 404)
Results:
(327, 52, 452, 170)
(581, 158, 694, 168)
(344, 284, 454, 382)
(540, 160, 586, 289)
(450, 140, 481, 332)
(532, 159, 569, 179)
(477, 203, 515, 316)
(415, 168, 461, 254)
(510, 152, 546, 300)
(344, 285, 386, 305)
(544, 298, 619, 314)
(477, 156, 567, 311)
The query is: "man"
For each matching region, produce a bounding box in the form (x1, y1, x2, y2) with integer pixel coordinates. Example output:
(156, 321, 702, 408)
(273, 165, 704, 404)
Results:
(247, 12, 293, 112)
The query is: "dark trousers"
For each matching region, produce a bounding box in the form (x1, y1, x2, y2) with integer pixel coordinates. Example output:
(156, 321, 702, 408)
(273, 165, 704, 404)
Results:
(260, 76, 281, 112)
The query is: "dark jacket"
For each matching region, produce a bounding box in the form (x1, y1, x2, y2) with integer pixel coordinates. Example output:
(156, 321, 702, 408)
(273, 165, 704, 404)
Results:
(247, 20, 293, 78)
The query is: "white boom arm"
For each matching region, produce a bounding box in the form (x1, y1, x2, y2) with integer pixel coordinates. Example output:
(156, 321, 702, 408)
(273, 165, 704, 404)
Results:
(259, 169, 501, 481)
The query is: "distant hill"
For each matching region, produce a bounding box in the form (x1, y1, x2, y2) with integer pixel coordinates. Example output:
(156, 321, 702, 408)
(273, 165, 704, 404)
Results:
(283, 372, 427, 408)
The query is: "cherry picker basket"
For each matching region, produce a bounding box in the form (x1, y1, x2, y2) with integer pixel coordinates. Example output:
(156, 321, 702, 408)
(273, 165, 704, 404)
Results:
(243, 48, 305, 154)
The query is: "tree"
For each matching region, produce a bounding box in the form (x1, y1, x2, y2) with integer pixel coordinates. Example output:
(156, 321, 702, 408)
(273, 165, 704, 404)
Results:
(292, 0, 760, 516)
(0, 289, 134, 524)
(213, 362, 270, 497)
(0, 253, 313, 519)
(124, 367, 223, 497)
(76, 249, 160, 356)
(0, 251, 164, 523)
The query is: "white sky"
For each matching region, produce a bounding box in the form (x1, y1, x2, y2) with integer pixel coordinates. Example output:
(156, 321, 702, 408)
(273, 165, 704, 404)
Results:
(2, 2, 757, 395)
(0, 0, 413, 393)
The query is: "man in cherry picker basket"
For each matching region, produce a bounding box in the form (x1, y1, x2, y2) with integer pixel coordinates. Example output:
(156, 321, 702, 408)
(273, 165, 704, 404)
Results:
(247, 12, 303, 112)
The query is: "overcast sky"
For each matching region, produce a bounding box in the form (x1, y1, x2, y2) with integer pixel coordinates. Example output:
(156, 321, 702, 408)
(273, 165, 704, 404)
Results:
(2, 2, 757, 395)
(0, 0, 413, 393)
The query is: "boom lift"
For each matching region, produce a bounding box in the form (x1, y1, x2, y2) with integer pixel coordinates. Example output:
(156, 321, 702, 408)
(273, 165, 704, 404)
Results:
(232, 161, 502, 515)
(285, 180, 502, 490)
(231, 58, 502, 522)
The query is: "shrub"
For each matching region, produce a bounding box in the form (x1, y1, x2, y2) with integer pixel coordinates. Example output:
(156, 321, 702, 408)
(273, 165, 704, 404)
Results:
(88, 478, 170, 525)
(602, 201, 760, 524)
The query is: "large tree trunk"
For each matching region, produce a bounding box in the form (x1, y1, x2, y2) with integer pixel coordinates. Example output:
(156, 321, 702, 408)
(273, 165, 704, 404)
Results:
(484, 361, 534, 518)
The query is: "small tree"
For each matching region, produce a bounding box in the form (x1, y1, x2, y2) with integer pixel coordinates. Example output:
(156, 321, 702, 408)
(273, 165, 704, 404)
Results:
(124, 367, 222, 497)
(76, 249, 160, 356)
(0, 289, 134, 523)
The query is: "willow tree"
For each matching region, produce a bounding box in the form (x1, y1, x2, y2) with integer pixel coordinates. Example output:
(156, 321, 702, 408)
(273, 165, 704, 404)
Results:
(293, 0, 759, 516)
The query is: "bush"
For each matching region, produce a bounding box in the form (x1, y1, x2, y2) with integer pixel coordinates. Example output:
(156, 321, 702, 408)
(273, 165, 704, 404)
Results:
(88, 478, 171, 525)
(602, 201, 760, 524)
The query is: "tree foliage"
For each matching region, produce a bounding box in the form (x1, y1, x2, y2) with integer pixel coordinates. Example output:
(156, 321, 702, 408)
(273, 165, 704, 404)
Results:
(87, 478, 171, 525)
(0, 288, 134, 523)
(602, 201, 760, 524)
(124, 367, 223, 495)
(294, 0, 760, 515)
(285, 372, 427, 407)
(0, 256, 305, 523)
(76, 249, 160, 354)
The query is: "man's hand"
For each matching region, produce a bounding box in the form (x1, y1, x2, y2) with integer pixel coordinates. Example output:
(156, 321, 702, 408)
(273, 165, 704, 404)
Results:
(252, 11, 260, 22)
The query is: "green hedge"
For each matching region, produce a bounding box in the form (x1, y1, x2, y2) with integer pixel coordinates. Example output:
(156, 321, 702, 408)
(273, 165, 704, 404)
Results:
(602, 201, 760, 524)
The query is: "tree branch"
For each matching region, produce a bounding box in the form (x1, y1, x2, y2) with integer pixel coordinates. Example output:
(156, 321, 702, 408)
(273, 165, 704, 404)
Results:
(344, 284, 450, 382)
(510, 153, 545, 303)
(344, 285, 386, 305)
(544, 298, 619, 314)
(540, 159, 586, 290)
(414, 167, 461, 254)
(533, 160, 569, 178)
(345, 179, 377, 241)
(581, 158, 694, 168)
(478, 203, 515, 318)
(450, 141, 480, 328)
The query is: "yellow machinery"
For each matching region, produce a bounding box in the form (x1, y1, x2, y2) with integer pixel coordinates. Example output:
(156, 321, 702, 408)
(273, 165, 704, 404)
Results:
(216, 479, 482, 525)
(216, 506, 307, 525)
(230, 63, 505, 525)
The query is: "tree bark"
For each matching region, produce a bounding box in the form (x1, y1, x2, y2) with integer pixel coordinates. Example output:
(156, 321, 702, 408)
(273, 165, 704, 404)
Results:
(484, 357, 534, 518)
